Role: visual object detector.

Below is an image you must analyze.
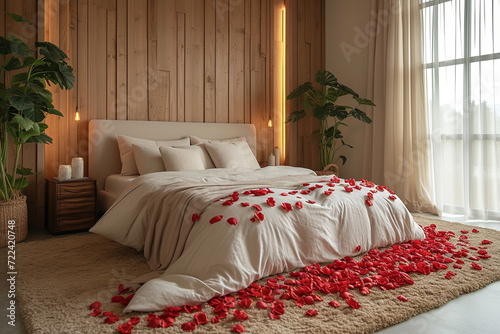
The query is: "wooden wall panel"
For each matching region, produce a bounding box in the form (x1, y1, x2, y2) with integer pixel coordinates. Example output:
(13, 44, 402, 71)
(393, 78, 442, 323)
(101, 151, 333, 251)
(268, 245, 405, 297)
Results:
(1, 0, 324, 229)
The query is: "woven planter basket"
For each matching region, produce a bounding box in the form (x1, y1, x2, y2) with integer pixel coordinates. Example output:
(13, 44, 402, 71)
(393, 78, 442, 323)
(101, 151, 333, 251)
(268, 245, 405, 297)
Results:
(315, 164, 339, 176)
(0, 195, 28, 248)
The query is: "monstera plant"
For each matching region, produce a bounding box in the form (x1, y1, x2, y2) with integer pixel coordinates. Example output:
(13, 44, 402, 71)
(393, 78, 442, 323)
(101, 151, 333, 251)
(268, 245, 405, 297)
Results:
(286, 70, 374, 170)
(0, 13, 74, 201)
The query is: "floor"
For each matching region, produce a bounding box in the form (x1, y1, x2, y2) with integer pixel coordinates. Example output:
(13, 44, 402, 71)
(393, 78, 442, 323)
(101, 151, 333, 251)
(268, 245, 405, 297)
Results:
(1, 215, 500, 334)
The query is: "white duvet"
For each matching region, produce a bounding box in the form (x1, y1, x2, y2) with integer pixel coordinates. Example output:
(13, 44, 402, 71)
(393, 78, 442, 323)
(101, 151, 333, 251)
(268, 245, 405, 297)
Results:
(90, 166, 425, 312)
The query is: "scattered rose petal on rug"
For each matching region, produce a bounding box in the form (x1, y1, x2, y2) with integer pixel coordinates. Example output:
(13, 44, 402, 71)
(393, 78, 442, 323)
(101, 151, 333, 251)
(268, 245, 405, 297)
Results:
(345, 298, 361, 309)
(328, 300, 341, 308)
(305, 309, 318, 317)
(227, 217, 238, 226)
(239, 298, 253, 309)
(118, 284, 130, 294)
(471, 262, 482, 270)
(111, 296, 125, 303)
(103, 311, 113, 317)
(194, 312, 208, 325)
(181, 321, 196, 332)
(397, 295, 408, 302)
(233, 309, 249, 321)
(232, 324, 245, 333)
(118, 322, 134, 334)
(461, 230, 469, 234)
(104, 314, 120, 324)
(121, 294, 134, 306)
(89, 301, 101, 310)
(472, 228, 479, 233)
(89, 308, 102, 317)
(256, 301, 268, 309)
(191, 214, 200, 222)
(210, 215, 223, 224)
(128, 317, 140, 325)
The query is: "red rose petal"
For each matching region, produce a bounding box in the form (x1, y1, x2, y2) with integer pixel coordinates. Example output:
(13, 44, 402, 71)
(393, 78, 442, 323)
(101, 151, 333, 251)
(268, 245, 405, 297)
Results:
(210, 215, 223, 224)
(256, 301, 268, 309)
(194, 312, 208, 325)
(366, 199, 373, 206)
(121, 294, 134, 306)
(241, 202, 250, 207)
(328, 300, 341, 308)
(89, 309, 102, 317)
(307, 200, 316, 204)
(281, 203, 293, 212)
(305, 309, 318, 317)
(238, 298, 253, 309)
(471, 262, 482, 270)
(481, 240, 492, 244)
(345, 298, 361, 309)
(232, 324, 245, 333)
(253, 204, 262, 211)
(472, 228, 479, 233)
(389, 195, 397, 200)
(397, 295, 408, 302)
(222, 200, 234, 206)
(103, 311, 113, 317)
(181, 321, 197, 332)
(227, 217, 238, 225)
(128, 317, 141, 325)
(111, 295, 124, 303)
(89, 301, 102, 310)
(233, 309, 249, 321)
(344, 186, 353, 193)
(355, 245, 361, 252)
(267, 197, 276, 207)
(254, 211, 264, 222)
(118, 323, 134, 334)
(104, 314, 120, 324)
(300, 190, 310, 195)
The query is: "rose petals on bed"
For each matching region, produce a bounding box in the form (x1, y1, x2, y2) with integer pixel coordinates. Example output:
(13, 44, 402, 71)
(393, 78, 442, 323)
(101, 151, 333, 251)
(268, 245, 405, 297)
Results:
(481, 240, 492, 244)
(254, 211, 264, 222)
(281, 202, 293, 212)
(181, 321, 196, 331)
(241, 202, 250, 207)
(210, 215, 223, 224)
(227, 217, 238, 226)
(366, 199, 373, 206)
(344, 186, 353, 193)
(222, 200, 234, 206)
(266, 197, 276, 207)
(253, 204, 262, 211)
(355, 245, 361, 253)
(232, 324, 246, 333)
(295, 201, 303, 209)
(389, 195, 397, 200)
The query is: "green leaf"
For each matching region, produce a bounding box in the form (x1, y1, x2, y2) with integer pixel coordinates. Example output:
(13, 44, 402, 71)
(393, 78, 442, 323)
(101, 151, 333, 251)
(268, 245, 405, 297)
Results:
(312, 105, 330, 120)
(341, 139, 354, 149)
(326, 87, 342, 103)
(353, 95, 376, 106)
(9, 94, 34, 111)
(35, 42, 69, 62)
(328, 106, 349, 121)
(324, 126, 335, 139)
(16, 167, 34, 176)
(287, 82, 313, 100)
(333, 128, 343, 139)
(13, 176, 28, 190)
(10, 72, 29, 85)
(350, 108, 372, 124)
(11, 114, 34, 130)
(7, 34, 31, 57)
(337, 84, 359, 98)
(1, 56, 23, 71)
(315, 70, 337, 87)
(46, 108, 63, 117)
(26, 132, 52, 144)
(286, 110, 306, 123)
(339, 155, 347, 165)
(6, 13, 32, 24)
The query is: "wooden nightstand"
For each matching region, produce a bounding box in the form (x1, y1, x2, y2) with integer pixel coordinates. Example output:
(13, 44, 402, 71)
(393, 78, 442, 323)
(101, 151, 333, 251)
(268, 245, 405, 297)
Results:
(46, 178, 97, 234)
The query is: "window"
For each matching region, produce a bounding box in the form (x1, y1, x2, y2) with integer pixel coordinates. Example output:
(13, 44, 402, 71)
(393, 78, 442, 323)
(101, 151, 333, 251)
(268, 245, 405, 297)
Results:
(421, 0, 500, 220)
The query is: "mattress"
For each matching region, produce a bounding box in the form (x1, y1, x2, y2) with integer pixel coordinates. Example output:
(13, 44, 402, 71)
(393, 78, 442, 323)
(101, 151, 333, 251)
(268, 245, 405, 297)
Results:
(104, 174, 138, 196)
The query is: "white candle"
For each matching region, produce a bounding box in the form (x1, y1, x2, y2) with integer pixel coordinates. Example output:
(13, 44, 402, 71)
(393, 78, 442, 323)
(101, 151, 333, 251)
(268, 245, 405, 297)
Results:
(274, 147, 280, 166)
(71, 157, 84, 178)
(268, 154, 275, 166)
(58, 165, 72, 180)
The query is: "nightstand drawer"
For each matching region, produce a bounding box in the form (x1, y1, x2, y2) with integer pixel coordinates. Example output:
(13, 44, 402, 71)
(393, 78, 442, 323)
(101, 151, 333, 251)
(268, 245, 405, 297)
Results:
(57, 181, 96, 199)
(55, 214, 95, 233)
(56, 197, 96, 216)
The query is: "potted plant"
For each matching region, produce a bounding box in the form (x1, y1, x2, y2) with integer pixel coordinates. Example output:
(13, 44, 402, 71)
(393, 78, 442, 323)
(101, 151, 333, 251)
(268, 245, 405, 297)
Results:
(286, 70, 374, 173)
(0, 13, 74, 247)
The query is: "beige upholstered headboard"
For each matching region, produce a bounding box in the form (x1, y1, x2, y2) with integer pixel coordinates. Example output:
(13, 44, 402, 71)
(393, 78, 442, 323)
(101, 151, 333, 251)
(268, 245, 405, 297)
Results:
(88, 120, 257, 192)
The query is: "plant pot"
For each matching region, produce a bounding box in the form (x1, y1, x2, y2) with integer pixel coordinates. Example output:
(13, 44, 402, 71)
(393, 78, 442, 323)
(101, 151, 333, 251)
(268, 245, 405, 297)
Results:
(0, 195, 28, 248)
(315, 164, 339, 176)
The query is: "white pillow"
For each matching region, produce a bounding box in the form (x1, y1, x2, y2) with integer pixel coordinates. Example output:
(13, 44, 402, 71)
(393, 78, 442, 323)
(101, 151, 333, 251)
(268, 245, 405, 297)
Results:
(132, 144, 165, 175)
(204, 142, 250, 169)
(190, 136, 259, 169)
(159, 146, 205, 171)
(116, 135, 189, 175)
(170, 144, 215, 169)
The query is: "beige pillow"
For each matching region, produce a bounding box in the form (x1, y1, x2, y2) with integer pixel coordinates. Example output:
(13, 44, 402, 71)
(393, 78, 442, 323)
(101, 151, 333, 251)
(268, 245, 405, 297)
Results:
(170, 144, 215, 169)
(159, 146, 205, 171)
(190, 136, 259, 169)
(116, 135, 189, 175)
(132, 144, 165, 175)
(205, 142, 250, 169)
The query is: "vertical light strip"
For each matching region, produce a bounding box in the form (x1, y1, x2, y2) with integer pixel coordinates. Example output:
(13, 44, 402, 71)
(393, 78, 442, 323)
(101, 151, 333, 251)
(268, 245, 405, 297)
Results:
(282, 7, 286, 162)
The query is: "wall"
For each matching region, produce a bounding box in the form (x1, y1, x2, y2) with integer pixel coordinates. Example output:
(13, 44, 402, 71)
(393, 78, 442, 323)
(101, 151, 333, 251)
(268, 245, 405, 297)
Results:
(325, 0, 372, 179)
(1, 0, 325, 229)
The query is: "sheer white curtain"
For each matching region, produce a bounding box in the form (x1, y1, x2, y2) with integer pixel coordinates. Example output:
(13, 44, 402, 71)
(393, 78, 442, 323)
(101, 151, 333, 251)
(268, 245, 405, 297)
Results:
(364, 0, 437, 214)
(421, 0, 500, 220)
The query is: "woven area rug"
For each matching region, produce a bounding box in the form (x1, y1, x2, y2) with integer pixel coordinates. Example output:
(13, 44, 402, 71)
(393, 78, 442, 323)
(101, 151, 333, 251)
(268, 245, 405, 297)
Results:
(16, 216, 500, 334)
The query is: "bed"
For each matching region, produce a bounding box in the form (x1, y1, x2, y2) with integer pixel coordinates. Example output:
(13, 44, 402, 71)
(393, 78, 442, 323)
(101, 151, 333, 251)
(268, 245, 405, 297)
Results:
(88, 119, 425, 313)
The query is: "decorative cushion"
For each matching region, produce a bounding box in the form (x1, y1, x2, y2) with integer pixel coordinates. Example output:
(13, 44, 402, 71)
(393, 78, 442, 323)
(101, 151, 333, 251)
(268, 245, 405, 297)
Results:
(132, 144, 165, 175)
(204, 142, 250, 169)
(190, 136, 259, 169)
(116, 135, 189, 175)
(159, 146, 205, 171)
(170, 144, 215, 169)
